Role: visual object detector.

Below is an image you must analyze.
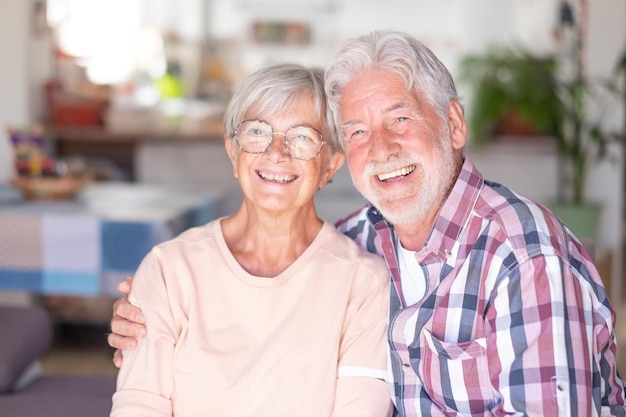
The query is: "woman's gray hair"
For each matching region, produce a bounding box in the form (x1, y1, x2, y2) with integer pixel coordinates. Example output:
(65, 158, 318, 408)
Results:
(325, 30, 461, 149)
(223, 63, 342, 153)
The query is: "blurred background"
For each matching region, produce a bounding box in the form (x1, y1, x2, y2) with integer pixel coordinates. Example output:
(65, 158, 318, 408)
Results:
(0, 0, 624, 380)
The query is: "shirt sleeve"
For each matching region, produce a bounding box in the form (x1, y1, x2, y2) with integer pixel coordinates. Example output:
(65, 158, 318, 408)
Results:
(332, 257, 394, 417)
(110, 248, 178, 417)
(486, 253, 625, 416)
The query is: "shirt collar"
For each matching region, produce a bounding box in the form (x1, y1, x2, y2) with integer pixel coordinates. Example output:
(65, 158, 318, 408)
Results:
(427, 156, 483, 261)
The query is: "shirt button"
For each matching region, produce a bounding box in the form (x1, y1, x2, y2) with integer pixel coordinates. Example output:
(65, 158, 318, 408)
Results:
(402, 363, 411, 373)
(557, 382, 567, 392)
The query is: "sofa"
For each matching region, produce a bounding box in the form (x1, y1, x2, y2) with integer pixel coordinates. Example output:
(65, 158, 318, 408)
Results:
(0, 305, 115, 416)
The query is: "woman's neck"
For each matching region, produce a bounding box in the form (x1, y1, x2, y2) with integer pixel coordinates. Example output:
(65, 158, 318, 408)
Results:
(221, 205, 323, 277)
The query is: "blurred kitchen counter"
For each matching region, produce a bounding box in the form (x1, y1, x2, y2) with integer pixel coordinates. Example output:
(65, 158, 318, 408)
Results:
(45, 111, 225, 181)
(45, 114, 225, 143)
(46, 121, 223, 143)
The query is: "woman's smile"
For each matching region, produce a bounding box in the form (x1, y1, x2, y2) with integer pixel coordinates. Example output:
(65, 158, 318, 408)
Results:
(256, 169, 298, 184)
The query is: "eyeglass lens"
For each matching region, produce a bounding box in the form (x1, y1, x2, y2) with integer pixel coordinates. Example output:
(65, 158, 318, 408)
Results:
(235, 120, 324, 160)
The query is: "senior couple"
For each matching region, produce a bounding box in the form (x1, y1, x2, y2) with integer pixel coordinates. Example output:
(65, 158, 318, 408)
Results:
(108, 30, 626, 416)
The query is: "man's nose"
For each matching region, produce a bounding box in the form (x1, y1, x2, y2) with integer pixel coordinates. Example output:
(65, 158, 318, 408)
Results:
(369, 126, 400, 159)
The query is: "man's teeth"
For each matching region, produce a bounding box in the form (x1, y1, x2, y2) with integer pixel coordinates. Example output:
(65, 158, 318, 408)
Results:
(378, 165, 416, 181)
(259, 171, 296, 183)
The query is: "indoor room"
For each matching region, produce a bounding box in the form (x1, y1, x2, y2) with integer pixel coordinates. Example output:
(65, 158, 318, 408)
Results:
(0, 0, 625, 415)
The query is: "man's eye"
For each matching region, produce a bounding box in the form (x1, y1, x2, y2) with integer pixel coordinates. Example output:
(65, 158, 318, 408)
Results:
(386, 116, 413, 134)
(347, 129, 365, 138)
(391, 115, 413, 125)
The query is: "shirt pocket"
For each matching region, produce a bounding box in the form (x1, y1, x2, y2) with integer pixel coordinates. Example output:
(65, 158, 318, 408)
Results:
(419, 329, 494, 415)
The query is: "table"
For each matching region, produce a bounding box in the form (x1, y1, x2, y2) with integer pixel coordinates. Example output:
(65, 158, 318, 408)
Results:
(0, 182, 226, 297)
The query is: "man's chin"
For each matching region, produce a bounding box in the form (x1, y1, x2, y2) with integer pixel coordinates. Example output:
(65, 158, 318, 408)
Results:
(372, 198, 425, 226)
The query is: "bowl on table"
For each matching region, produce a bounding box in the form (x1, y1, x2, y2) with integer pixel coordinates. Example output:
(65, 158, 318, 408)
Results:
(10, 175, 92, 201)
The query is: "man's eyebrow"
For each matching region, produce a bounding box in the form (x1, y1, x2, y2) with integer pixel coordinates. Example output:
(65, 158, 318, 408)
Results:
(340, 119, 364, 130)
(340, 102, 413, 128)
(385, 102, 411, 112)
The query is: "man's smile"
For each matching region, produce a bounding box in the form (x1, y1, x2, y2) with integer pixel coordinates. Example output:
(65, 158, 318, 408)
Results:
(377, 165, 416, 182)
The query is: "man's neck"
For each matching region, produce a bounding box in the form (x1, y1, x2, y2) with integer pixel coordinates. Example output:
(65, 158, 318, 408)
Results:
(393, 217, 436, 251)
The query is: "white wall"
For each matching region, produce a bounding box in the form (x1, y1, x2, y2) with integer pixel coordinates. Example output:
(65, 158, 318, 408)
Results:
(0, 0, 32, 185)
(587, 0, 626, 299)
(0, 0, 42, 305)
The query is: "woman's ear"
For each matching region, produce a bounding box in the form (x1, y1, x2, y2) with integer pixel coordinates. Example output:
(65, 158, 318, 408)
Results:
(319, 151, 345, 190)
(224, 137, 239, 179)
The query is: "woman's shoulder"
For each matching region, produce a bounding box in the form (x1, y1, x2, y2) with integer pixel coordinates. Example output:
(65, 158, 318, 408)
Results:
(320, 222, 388, 274)
(156, 218, 221, 251)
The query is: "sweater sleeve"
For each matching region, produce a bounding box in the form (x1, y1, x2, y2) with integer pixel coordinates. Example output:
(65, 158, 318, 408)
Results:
(332, 255, 394, 417)
(333, 376, 393, 417)
(110, 248, 178, 417)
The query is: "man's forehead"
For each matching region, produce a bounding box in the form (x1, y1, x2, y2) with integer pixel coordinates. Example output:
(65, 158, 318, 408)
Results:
(340, 100, 415, 124)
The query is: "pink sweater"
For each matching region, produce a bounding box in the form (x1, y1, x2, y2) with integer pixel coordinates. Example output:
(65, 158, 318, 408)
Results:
(111, 220, 393, 417)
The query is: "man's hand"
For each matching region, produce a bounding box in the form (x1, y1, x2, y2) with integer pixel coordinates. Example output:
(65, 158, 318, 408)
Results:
(108, 276, 146, 368)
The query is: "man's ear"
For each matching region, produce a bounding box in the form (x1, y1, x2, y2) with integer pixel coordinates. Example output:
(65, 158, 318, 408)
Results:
(224, 137, 239, 179)
(447, 100, 467, 150)
(319, 151, 345, 190)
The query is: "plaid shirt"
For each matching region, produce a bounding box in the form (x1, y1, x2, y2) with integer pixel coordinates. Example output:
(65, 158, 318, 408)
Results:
(336, 157, 626, 416)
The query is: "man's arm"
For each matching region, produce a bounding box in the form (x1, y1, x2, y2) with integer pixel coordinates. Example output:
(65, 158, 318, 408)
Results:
(485, 256, 625, 416)
(108, 276, 147, 368)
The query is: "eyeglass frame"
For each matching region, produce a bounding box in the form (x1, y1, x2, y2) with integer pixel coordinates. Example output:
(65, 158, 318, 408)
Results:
(233, 119, 326, 161)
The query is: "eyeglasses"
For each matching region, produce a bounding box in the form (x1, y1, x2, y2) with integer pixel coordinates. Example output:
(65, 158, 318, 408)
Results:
(234, 120, 325, 161)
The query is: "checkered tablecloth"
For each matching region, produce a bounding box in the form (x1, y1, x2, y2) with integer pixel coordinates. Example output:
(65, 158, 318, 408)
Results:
(0, 182, 226, 296)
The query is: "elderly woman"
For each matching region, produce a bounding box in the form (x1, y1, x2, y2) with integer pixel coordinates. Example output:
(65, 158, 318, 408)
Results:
(109, 63, 392, 417)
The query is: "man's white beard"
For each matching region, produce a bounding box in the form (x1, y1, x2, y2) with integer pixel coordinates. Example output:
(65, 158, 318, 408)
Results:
(352, 132, 457, 227)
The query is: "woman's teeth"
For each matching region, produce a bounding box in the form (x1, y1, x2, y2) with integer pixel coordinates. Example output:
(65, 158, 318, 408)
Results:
(258, 171, 296, 183)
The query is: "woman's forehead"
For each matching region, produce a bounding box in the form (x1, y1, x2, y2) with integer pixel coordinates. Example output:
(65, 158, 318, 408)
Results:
(244, 95, 322, 127)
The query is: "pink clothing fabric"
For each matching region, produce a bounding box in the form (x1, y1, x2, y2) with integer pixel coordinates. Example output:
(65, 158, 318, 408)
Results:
(110, 220, 392, 417)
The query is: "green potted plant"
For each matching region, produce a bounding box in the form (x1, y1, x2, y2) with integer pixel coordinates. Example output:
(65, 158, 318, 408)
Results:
(458, 48, 563, 143)
(458, 45, 624, 239)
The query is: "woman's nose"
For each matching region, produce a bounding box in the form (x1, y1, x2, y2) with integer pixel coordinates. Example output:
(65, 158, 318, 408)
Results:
(264, 133, 290, 161)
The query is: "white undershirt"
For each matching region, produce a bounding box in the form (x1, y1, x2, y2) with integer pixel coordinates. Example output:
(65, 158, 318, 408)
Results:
(397, 240, 426, 306)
